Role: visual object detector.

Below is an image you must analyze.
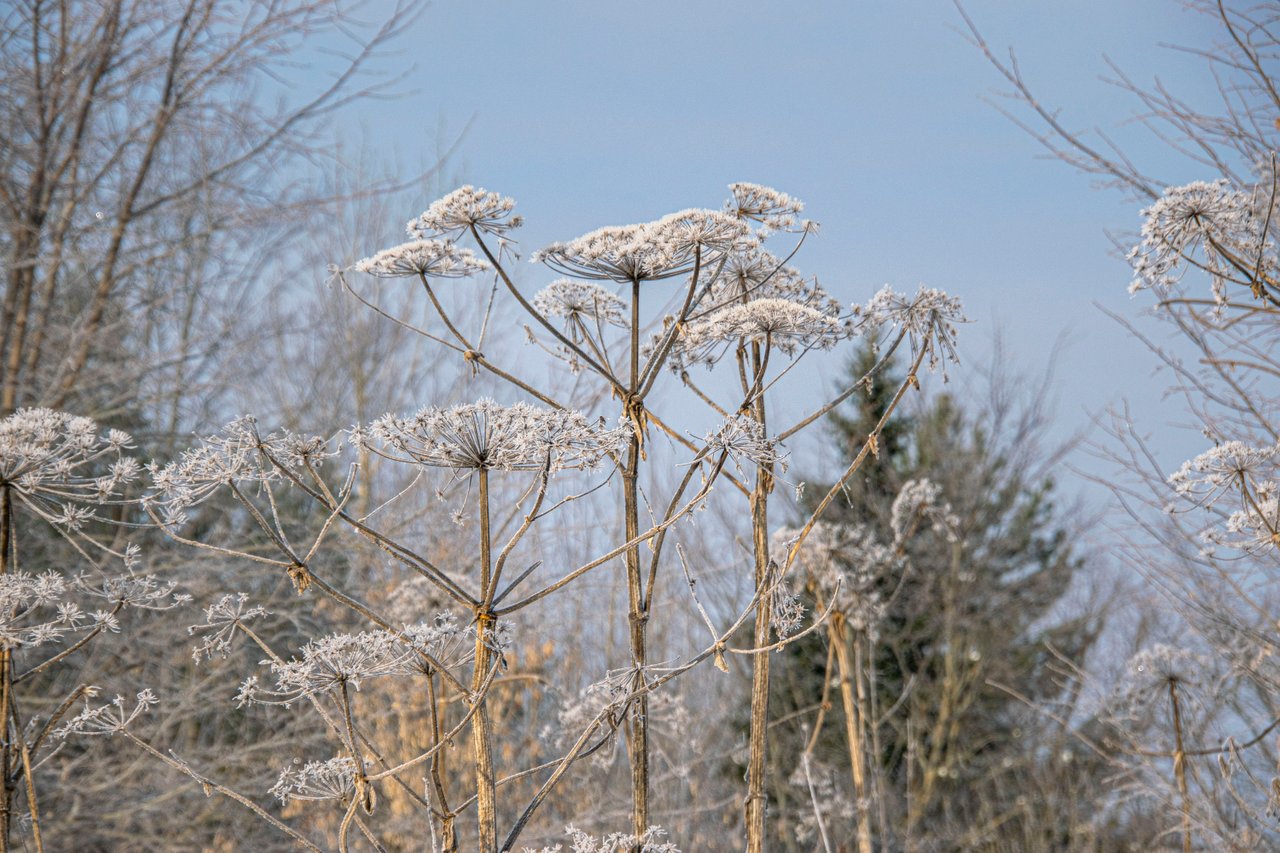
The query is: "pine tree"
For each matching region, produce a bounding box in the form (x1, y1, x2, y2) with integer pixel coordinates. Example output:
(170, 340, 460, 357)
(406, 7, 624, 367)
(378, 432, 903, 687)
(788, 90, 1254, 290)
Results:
(766, 346, 1103, 850)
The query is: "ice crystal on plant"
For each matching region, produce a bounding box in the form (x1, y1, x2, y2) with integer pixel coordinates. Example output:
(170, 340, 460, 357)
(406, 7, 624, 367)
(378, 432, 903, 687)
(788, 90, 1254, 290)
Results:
(726, 182, 806, 236)
(357, 400, 627, 473)
(354, 239, 489, 279)
(675, 298, 844, 368)
(1128, 179, 1273, 302)
(1106, 644, 1215, 724)
(706, 247, 840, 315)
(406, 185, 523, 239)
(270, 756, 358, 803)
(533, 210, 752, 283)
(857, 285, 965, 374)
(775, 522, 893, 636)
(253, 630, 417, 703)
(0, 572, 80, 649)
(57, 690, 158, 738)
(147, 417, 331, 527)
(523, 824, 680, 852)
(0, 409, 139, 525)
(770, 585, 806, 638)
(188, 594, 270, 663)
(79, 572, 188, 611)
(702, 415, 786, 475)
(1169, 441, 1276, 502)
(890, 478, 958, 544)
(533, 279, 628, 331)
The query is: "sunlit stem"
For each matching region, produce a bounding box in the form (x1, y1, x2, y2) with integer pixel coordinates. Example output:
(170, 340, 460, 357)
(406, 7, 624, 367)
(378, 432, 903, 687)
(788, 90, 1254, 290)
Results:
(832, 616, 873, 853)
(472, 468, 497, 851)
(745, 338, 773, 853)
(1168, 678, 1192, 853)
(623, 275, 650, 837)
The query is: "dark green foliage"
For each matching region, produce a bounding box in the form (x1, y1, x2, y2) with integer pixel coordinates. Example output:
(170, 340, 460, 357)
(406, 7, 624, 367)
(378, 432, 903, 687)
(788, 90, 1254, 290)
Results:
(765, 345, 1104, 850)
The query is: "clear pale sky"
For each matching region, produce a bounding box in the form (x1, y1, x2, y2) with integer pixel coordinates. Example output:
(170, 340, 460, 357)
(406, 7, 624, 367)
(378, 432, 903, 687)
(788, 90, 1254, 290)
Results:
(345, 0, 1224, 502)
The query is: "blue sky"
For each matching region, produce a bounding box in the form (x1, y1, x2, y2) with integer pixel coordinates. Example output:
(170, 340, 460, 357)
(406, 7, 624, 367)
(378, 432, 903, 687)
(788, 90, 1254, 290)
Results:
(344, 0, 1225, 499)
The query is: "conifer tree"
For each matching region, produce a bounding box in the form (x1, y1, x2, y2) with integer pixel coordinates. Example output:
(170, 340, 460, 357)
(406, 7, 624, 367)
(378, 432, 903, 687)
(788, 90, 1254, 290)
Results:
(766, 346, 1102, 850)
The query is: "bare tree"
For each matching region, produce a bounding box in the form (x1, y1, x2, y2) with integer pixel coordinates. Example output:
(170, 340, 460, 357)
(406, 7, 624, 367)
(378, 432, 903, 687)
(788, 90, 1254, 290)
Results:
(0, 0, 423, 433)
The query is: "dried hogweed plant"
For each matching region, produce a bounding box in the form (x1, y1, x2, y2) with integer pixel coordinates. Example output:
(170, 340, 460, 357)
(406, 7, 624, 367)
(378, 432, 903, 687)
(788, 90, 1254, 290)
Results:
(56, 183, 961, 851)
(0, 409, 186, 852)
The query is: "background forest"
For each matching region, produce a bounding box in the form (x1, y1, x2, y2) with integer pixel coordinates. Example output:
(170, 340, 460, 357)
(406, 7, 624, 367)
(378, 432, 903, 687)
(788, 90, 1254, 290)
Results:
(2, 1, 1279, 851)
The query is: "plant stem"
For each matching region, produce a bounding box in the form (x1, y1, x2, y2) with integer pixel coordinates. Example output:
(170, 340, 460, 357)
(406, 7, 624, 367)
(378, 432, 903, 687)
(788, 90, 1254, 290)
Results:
(832, 618, 873, 853)
(623, 276, 649, 837)
(472, 469, 497, 852)
(1168, 678, 1192, 853)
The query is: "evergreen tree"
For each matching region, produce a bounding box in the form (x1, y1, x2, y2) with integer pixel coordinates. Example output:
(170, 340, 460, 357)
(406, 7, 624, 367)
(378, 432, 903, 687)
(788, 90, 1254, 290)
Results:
(766, 346, 1104, 850)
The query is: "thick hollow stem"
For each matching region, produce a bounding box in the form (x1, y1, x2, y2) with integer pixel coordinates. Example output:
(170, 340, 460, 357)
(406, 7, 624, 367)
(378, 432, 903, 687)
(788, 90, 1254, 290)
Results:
(622, 276, 650, 837)
(745, 356, 772, 853)
(0, 487, 12, 853)
(472, 469, 498, 852)
(832, 619, 873, 853)
(1168, 678, 1192, 853)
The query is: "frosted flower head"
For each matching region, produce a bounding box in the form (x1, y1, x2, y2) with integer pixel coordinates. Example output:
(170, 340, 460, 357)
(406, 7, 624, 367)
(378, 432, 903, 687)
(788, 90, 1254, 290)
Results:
(533, 279, 628, 333)
(253, 630, 417, 704)
(704, 248, 840, 316)
(0, 571, 80, 649)
(1169, 441, 1276, 503)
(1201, 492, 1280, 555)
(726, 182, 806, 236)
(890, 478, 958, 544)
(534, 209, 751, 283)
(147, 418, 331, 528)
(703, 415, 786, 475)
(856, 285, 965, 374)
(188, 593, 270, 663)
(775, 522, 892, 634)
(354, 239, 490, 279)
(79, 572, 188, 611)
(357, 400, 627, 473)
(534, 223, 687, 282)
(1106, 644, 1215, 724)
(270, 756, 358, 803)
(675, 299, 845, 368)
(1128, 179, 1272, 302)
(770, 585, 806, 639)
(407, 185, 523, 239)
(523, 825, 680, 853)
(57, 690, 158, 738)
(0, 409, 139, 525)
(650, 208, 756, 256)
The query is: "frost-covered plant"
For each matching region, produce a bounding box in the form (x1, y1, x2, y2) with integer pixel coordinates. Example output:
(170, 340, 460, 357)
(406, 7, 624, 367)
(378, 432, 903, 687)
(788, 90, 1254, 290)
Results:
(354, 239, 490, 279)
(407, 184, 523, 239)
(774, 522, 892, 634)
(188, 593, 271, 663)
(101, 180, 961, 853)
(523, 824, 680, 853)
(726, 182, 807, 235)
(533, 210, 753, 282)
(858, 284, 966, 375)
(1128, 179, 1275, 303)
(269, 755, 359, 804)
(1168, 441, 1280, 554)
(0, 408, 138, 531)
(57, 689, 159, 738)
(534, 279, 628, 331)
(356, 399, 627, 473)
(675, 298, 845, 368)
(702, 415, 786, 476)
(145, 416, 332, 528)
